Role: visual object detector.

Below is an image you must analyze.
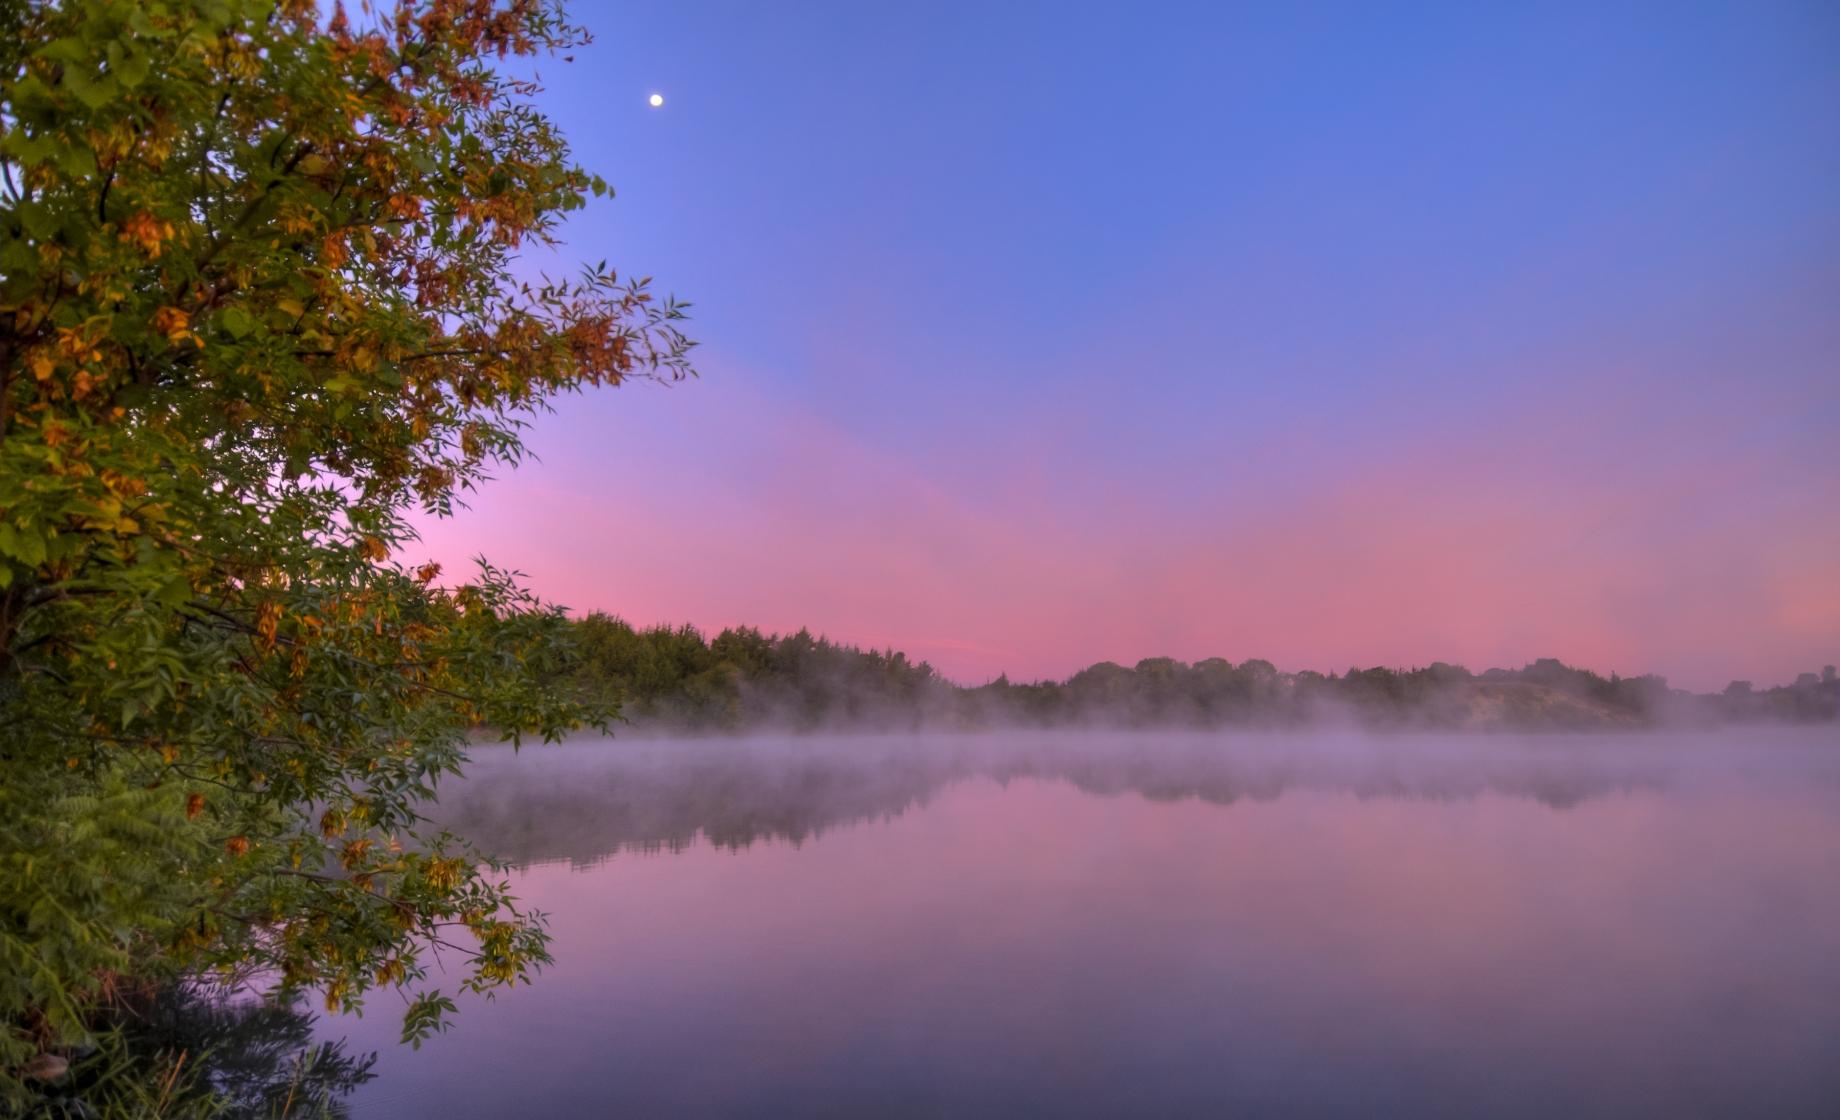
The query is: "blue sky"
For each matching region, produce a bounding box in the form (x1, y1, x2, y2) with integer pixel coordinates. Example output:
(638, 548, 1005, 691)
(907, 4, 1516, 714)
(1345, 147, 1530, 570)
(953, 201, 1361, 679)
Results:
(424, 0, 1840, 687)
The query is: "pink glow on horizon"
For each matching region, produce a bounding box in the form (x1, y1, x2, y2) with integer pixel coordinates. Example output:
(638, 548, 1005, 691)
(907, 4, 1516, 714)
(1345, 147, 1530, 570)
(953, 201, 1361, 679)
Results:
(376, 1, 1840, 696)
(402, 348, 1838, 694)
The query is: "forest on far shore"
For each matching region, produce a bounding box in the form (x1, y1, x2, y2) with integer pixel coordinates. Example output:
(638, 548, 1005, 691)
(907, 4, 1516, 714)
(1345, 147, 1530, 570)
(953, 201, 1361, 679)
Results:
(561, 613, 1840, 734)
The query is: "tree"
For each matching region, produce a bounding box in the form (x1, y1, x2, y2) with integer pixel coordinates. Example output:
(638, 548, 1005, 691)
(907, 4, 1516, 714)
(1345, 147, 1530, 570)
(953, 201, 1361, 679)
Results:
(0, 0, 692, 1099)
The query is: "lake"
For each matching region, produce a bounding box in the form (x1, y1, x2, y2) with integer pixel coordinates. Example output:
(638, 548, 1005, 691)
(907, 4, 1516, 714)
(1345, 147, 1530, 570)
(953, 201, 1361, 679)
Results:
(316, 729, 1840, 1117)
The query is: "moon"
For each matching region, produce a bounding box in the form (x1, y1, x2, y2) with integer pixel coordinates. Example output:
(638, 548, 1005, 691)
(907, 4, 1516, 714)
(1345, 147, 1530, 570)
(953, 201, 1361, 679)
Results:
(648, 93, 664, 108)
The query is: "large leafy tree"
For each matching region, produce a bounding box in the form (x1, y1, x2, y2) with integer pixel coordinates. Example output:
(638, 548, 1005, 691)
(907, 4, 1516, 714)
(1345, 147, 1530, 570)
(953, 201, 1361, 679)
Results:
(0, 0, 691, 1096)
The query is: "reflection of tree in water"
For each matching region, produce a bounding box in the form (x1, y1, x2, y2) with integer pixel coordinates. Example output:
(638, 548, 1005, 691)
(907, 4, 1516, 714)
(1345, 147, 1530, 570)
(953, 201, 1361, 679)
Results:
(439, 749, 964, 867)
(28, 984, 372, 1119)
(428, 735, 1774, 870)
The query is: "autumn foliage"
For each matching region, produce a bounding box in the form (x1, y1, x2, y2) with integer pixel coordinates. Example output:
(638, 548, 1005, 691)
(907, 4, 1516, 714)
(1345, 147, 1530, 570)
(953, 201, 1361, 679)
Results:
(0, 0, 691, 1101)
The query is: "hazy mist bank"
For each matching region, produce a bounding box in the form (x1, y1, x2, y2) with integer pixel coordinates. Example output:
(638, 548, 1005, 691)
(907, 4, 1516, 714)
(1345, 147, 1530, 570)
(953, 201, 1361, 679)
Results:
(560, 614, 1840, 735)
(438, 727, 1840, 869)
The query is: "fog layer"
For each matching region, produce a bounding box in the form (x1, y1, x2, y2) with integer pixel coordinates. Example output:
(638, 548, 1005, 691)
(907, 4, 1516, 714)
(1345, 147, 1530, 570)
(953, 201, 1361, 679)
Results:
(435, 727, 1840, 869)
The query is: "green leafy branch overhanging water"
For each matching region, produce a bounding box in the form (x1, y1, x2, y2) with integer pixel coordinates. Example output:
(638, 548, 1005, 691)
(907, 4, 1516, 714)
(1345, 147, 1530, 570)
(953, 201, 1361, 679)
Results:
(0, 0, 693, 1108)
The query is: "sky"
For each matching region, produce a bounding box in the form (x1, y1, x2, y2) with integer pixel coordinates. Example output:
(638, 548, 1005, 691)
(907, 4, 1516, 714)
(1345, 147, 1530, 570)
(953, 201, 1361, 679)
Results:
(412, 0, 1840, 690)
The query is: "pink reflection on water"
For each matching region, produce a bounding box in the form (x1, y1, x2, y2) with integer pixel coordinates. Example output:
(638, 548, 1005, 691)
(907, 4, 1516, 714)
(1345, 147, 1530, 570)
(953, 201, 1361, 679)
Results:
(335, 750, 1840, 1118)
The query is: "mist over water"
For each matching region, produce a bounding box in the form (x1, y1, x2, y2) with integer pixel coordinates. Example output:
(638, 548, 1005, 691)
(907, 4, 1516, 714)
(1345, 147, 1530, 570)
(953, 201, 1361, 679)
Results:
(432, 729, 1837, 867)
(331, 729, 1840, 1118)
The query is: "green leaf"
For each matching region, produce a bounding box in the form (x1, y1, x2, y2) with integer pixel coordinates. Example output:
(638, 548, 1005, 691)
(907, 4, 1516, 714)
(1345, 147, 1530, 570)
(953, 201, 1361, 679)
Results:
(0, 522, 47, 567)
(55, 142, 99, 179)
(17, 202, 57, 241)
(114, 50, 151, 89)
(62, 68, 119, 111)
(34, 36, 89, 65)
(220, 306, 256, 339)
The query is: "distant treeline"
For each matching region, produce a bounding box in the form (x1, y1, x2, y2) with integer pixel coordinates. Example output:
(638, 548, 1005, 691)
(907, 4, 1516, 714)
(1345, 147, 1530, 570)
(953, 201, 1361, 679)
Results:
(561, 613, 1839, 733)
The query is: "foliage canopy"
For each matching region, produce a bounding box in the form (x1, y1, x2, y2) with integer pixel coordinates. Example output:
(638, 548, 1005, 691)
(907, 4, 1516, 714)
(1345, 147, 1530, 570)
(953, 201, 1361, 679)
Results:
(0, 0, 691, 1100)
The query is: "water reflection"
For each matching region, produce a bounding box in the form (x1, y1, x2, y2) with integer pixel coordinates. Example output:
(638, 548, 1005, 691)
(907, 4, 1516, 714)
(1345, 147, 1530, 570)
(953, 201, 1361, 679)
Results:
(39, 986, 373, 1119)
(327, 730, 1840, 1118)
(432, 730, 1831, 868)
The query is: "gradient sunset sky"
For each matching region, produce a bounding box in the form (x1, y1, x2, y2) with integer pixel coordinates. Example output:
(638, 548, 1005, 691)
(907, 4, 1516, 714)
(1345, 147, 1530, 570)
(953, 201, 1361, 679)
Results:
(414, 0, 1839, 690)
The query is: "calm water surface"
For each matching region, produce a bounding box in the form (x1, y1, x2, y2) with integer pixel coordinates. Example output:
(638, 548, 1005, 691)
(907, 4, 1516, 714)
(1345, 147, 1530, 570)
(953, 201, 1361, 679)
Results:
(319, 730, 1840, 1118)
